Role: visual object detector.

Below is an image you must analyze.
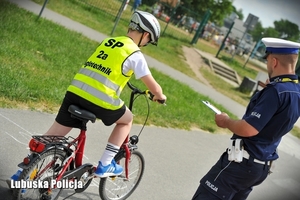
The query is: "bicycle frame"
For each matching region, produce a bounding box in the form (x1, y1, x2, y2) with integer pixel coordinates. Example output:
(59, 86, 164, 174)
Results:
(56, 125, 132, 182)
(55, 128, 88, 182)
(122, 135, 131, 180)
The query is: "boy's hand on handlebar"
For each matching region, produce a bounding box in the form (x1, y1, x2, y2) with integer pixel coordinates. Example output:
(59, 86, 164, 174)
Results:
(147, 91, 166, 104)
(153, 94, 167, 104)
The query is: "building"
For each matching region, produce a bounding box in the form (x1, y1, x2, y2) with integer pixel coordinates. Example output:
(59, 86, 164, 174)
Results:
(221, 13, 256, 55)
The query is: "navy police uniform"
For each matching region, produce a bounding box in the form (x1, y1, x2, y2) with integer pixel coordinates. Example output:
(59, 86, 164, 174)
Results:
(192, 38, 300, 200)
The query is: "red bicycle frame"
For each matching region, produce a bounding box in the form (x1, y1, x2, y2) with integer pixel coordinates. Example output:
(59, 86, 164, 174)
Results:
(54, 126, 132, 181)
(123, 135, 131, 179)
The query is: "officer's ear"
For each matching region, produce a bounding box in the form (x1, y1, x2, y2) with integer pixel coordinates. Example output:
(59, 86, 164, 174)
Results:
(271, 56, 278, 69)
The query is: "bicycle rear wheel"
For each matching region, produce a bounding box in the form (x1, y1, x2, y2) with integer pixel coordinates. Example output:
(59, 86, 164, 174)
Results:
(13, 149, 67, 200)
(99, 150, 145, 200)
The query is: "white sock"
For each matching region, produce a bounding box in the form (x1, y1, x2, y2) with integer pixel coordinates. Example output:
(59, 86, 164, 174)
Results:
(100, 142, 120, 166)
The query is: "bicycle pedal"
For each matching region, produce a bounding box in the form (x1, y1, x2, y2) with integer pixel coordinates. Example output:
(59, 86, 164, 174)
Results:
(90, 166, 96, 174)
(108, 174, 124, 179)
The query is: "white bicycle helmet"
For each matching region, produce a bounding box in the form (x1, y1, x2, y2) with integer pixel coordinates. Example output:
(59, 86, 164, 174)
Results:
(129, 10, 161, 45)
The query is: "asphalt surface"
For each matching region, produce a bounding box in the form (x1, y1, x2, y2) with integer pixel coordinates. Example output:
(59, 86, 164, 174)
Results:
(1, 108, 300, 200)
(1, 0, 300, 199)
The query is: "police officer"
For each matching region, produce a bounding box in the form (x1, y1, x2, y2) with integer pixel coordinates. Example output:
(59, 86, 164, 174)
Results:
(192, 37, 300, 200)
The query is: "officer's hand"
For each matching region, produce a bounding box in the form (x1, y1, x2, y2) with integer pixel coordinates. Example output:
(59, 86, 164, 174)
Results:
(215, 113, 229, 128)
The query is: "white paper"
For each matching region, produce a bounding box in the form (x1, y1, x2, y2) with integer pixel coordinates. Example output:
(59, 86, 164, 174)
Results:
(202, 101, 221, 114)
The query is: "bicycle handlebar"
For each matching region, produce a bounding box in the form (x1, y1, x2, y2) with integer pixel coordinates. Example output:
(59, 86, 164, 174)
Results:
(127, 82, 166, 105)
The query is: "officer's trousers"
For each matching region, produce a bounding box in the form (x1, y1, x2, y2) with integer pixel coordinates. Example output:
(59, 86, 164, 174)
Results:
(192, 152, 270, 200)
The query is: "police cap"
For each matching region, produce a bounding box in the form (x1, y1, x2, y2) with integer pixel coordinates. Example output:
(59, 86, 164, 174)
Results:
(262, 37, 300, 59)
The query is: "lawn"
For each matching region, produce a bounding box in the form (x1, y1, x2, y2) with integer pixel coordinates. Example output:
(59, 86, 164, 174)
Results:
(2, 0, 300, 138)
(0, 0, 236, 134)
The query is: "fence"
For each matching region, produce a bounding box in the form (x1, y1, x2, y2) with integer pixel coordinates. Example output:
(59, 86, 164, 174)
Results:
(37, 0, 207, 44)
(211, 18, 259, 60)
(38, 0, 258, 55)
(71, 0, 131, 26)
(149, 1, 204, 43)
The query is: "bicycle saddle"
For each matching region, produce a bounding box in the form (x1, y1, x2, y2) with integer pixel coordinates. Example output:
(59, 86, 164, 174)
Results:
(68, 105, 96, 123)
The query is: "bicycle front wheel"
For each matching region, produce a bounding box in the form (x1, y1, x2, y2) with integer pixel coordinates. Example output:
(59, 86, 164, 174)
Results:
(99, 150, 145, 200)
(13, 149, 67, 200)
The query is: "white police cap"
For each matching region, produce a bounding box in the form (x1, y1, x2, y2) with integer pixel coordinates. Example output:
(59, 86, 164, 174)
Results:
(262, 37, 300, 58)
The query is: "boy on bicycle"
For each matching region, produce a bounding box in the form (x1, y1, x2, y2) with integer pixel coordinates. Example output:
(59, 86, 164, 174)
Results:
(10, 10, 166, 180)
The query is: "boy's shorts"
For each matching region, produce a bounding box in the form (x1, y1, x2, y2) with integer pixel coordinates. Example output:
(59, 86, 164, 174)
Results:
(56, 91, 126, 128)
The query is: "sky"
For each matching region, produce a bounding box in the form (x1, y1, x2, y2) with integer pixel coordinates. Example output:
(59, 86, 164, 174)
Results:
(232, 0, 300, 28)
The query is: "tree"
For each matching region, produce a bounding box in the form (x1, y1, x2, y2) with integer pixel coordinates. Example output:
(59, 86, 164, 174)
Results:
(274, 19, 299, 41)
(262, 27, 280, 38)
(250, 18, 299, 43)
(232, 7, 243, 20)
(142, 0, 159, 6)
(249, 21, 264, 42)
(180, 0, 234, 25)
(249, 22, 280, 42)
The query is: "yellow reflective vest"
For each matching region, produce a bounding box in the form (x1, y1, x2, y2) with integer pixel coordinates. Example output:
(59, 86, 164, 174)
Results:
(68, 36, 140, 110)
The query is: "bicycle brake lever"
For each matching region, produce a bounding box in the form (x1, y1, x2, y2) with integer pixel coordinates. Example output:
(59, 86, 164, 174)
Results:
(146, 90, 154, 101)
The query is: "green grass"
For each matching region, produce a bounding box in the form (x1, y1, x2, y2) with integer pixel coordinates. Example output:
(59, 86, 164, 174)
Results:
(0, 0, 97, 111)
(220, 55, 258, 80)
(2, 0, 299, 138)
(121, 73, 235, 132)
(0, 0, 236, 134)
(199, 68, 251, 106)
(31, 0, 199, 80)
(31, 0, 262, 96)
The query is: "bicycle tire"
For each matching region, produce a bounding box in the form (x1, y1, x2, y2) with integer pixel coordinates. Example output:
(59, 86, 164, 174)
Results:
(99, 150, 145, 200)
(13, 149, 67, 200)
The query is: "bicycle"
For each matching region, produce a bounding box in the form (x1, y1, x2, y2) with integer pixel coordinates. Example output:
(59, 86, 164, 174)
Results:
(13, 82, 165, 200)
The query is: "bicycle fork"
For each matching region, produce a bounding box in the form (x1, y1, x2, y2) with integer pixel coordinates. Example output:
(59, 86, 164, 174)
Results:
(119, 135, 139, 181)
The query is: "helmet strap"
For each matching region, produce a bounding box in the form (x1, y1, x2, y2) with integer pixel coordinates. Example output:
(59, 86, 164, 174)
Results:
(138, 32, 149, 47)
(138, 33, 143, 47)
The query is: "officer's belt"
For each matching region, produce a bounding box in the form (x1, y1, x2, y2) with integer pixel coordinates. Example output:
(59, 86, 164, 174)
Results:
(243, 150, 271, 165)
